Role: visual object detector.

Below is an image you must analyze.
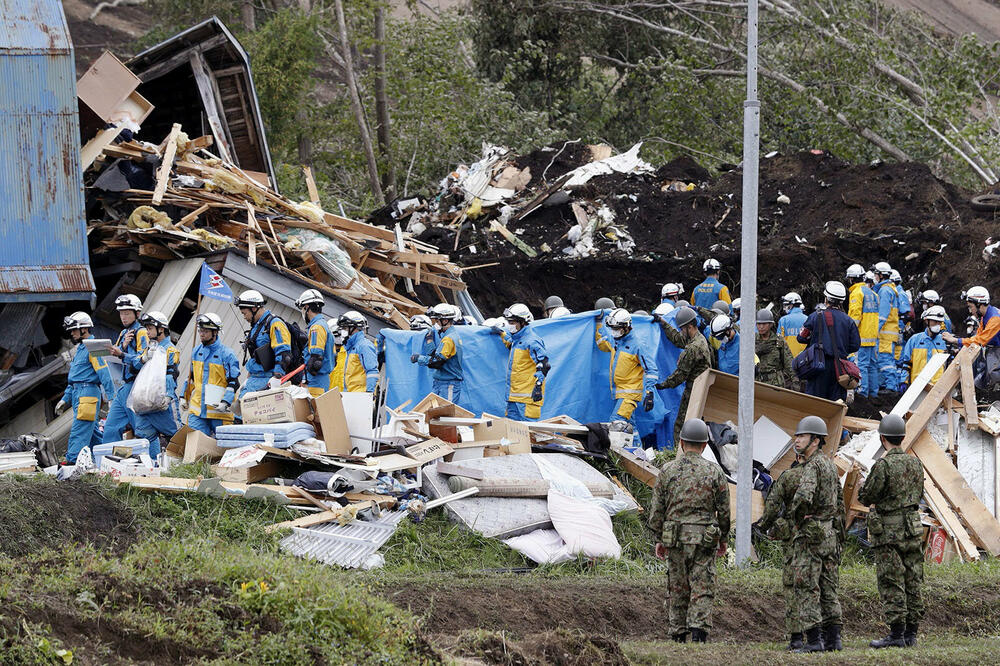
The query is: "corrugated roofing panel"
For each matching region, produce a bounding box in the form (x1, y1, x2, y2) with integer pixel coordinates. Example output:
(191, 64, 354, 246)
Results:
(0, 0, 94, 301)
(143, 258, 204, 320)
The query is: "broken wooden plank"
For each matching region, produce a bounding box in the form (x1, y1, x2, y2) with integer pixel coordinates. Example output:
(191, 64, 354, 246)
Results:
(265, 509, 342, 533)
(959, 350, 980, 428)
(922, 475, 979, 561)
(323, 211, 397, 242)
(363, 257, 466, 290)
(901, 346, 975, 452)
(152, 123, 182, 205)
(489, 219, 537, 257)
(179, 203, 210, 226)
(890, 351, 949, 417)
(303, 165, 320, 204)
(911, 430, 1000, 555)
(842, 416, 879, 433)
(610, 443, 659, 488)
(81, 122, 124, 172)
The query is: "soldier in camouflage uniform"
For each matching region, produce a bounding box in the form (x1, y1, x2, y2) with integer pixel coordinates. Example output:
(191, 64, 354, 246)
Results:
(753, 460, 805, 650)
(655, 307, 713, 445)
(754, 309, 796, 389)
(648, 418, 730, 643)
(786, 415, 845, 653)
(858, 413, 925, 648)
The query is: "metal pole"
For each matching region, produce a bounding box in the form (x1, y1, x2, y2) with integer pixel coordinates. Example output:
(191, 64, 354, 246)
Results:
(735, 0, 760, 567)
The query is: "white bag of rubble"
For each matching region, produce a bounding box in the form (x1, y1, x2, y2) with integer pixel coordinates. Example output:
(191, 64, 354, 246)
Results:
(127, 346, 170, 415)
(547, 489, 621, 559)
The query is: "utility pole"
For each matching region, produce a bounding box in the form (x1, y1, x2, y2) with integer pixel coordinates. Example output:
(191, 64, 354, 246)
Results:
(735, 0, 760, 567)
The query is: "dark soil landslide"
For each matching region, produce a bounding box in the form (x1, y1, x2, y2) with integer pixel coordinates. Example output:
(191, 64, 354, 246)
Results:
(384, 576, 1000, 642)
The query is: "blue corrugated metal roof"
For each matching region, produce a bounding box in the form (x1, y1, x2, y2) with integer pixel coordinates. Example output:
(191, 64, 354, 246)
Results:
(0, 0, 95, 302)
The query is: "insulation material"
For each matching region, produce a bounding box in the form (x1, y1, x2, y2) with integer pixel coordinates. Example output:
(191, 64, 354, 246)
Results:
(956, 426, 997, 518)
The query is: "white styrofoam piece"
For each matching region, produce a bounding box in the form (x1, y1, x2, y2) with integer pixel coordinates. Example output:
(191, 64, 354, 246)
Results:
(956, 423, 997, 518)
(341, 391, 375, 454)
(754, 415, 793, 469)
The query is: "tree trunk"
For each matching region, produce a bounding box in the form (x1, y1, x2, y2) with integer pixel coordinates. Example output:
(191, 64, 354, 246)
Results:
(240, 0, 255, 31)
(333, 0, 385, 205)
(374, 6, 397, 200)
(296, 108, 313, 166)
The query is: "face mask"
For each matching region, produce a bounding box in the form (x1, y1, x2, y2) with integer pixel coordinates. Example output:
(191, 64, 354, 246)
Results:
(929, 324, 942, 334)
(611, 327, 626, 339)
(433, 323, 443, 332)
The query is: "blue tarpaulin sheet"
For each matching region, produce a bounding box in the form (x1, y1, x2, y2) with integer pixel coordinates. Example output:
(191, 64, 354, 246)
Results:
(382, 310, 687, 447)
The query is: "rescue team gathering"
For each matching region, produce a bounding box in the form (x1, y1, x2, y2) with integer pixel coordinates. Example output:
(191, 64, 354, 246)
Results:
(57, 256, 995, 652)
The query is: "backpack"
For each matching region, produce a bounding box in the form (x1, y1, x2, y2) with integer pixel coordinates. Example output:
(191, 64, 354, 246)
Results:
(284, 320, 308, 383)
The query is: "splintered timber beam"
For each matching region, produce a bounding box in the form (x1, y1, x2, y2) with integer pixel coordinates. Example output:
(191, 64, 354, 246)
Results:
(901, 345, 977, 452)
(152, 123, 182, 205)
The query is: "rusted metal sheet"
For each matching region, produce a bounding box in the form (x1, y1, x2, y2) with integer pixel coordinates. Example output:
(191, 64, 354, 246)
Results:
(0, 0, 95, 302)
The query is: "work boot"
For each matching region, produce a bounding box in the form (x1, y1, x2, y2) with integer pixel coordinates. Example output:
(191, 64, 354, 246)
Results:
(904, 623, 918, 647)
(786, 632, 803, 651)
(869, 623, 906, 648)
(671, 632, 688, 643)
(690, 628, 707, 643)
(823, 624, 843, 651)
(793, 626, 825, 653)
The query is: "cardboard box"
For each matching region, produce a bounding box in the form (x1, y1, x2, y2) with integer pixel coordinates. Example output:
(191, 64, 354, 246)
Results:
(99, 456, 160, 481)
(311, 390, 352, 455)
(414, 392, 474, 443)
(240, 387, 312, 425)
(211, 460, 280, 484)
(183, 430, 227, 464)
(76, 51, 141, 123)
(473, 415, 532, 454)
(167, 425, 192, 459)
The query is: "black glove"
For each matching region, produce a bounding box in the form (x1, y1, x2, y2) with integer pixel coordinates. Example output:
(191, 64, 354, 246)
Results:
(594, 310, 604, 321)
(643, 391, 654, 412)
(531, 382, 543, 402)
(655, 380, 668, 391)
(306, 355, 323, 374)
(652, 313, 662, 323)
(410, 354, 419, 363)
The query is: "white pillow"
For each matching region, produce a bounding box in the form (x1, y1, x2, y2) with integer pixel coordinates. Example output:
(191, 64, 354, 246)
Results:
(547, 490, 621, 559)
(504, 529, 572, 564)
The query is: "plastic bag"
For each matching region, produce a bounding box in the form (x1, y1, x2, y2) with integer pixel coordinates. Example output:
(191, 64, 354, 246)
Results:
(127, 345, 170, 414)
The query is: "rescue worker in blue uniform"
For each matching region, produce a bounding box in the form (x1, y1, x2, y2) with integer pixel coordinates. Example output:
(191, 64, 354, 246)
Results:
(873, 262, 901, 391)
(413, 303, 464, 404)
(296, 289, 335, 397)
(661, 283, 683, 306)
(492, 303, 550, 420)
(797, 281, 861, 401)
(690, 258, 732, 309)
(847, 266, 880, 397)
(339, 310, 379, 392)
(943, 286, 1000, 389)
(131, 311, 182, 458)
(891, 270, 913, 377)
(103, 294, 150, 443)
(779, 292, 808, 357)
(237, 290, 292, 398)
(915, 290, 952, 333)
(900, 306, 948, 388)
(710, 314, 741, 374)
(56, 312, 116, 464)
(181, 313, 241, 436)
(596, 308, 658, 425)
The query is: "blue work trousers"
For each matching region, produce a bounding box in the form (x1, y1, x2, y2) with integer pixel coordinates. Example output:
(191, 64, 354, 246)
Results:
(66, 384, 104, 464)
(238, 374, 272, 399)
(102, 381, 136, 443)
(187, 413, 226, 437)
(877, 347, 898, 391)
(858, 346, 879, 397)
(432, 380, 462, 406)
(133, 398, 183, 458)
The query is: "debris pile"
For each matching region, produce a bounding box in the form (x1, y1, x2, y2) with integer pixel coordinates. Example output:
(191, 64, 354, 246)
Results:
(373, 142, 998, 316)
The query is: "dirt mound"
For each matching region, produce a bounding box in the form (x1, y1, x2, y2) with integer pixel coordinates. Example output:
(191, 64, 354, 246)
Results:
(0, 477, 136, 556)
(454, 629, 628, 666)
(403, 148, 999, 320)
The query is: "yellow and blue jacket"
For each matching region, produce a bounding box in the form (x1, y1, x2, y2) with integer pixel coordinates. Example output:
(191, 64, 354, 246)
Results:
(690, 276, 731, 310)
(876, 280, 900, 353)
(419, 327, 463, 383)
(778, 307, 807, 356)
(244, 310, 291, 378)
(342, 330, 379, 392)
(848, 282, 879, 347)
(329, 346, 346, 391)
(184, 339, 240, 422)
(500, 326, 548, 406)
(304, 314, 336, 395)
(63, 334, 116, 404)
(595, 326, 658, 400)
(900, 331, 947, 384)
(117, 320, 149, 383)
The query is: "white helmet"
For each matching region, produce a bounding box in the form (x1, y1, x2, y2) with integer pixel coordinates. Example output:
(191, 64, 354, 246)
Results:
(338, 310, 367, 330)
(548, 306, 570, 318)
(873, 261, 892, 276)
(196, 312, 223, 331)
(295, 288, 325, 309)
(115, 294, 143, 311)
(966, 285, 990, 305)
(845, 264, 865, 280)
(482, 317, 504, 328)
(782, 292, 803, 308)
(63, 311, 94, 331)
(503, 303, 534, 324)
(427, 303, 459, 321)
(824, 281, 847, 302)
(703, 258, 721, 272)
(710, 314, 733, 338)
(653, 302, 675, 317)
(660, 283, 681, 298)
(864, 270, 877, 284)
(889, 269, 902, 284)
(919, 289, 941, 305)
(236, 289, 266, 308)
(605, 308, 632, 329)
(731, 297, 741, 314)
(923, 305, 947, 322)
(139, 310, 169, 329)
(409, 314, 432, 330)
